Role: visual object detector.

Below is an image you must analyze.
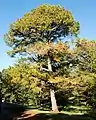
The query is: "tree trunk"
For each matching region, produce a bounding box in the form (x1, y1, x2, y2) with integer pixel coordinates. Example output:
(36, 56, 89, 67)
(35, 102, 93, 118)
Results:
(48, 57, 58, 112)
(50, 89, 58, 112)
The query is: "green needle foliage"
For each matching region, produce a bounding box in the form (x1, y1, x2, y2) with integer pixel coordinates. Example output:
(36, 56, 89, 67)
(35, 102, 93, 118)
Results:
(4, 4, 79, 57)
(4, 4, 96, 113)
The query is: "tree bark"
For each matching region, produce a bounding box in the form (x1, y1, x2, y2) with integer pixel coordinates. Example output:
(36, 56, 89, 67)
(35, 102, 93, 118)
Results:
(50, 89, 58, 112)
(48, 56, 58, 112)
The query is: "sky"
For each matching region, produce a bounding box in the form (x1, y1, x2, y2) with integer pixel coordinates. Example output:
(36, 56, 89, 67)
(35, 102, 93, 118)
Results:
(0, 0, 96, 70)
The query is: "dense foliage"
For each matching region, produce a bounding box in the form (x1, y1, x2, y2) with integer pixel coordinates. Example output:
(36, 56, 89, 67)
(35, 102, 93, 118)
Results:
(4, 4, 79, 57)
(1, 39, 96, 110)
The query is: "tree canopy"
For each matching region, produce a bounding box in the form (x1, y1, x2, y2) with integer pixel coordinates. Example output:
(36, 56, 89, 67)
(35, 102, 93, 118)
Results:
(3, 4, 96, 115)
(5, 4, 79, 57)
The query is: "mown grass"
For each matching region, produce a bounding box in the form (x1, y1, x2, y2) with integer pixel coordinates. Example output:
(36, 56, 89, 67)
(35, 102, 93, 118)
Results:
(16, 110, 94, 120)
(0, 103, 95, 120)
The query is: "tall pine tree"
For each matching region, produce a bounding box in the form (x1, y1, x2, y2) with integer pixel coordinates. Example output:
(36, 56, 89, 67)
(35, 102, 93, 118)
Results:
(4, 4, 79, 111)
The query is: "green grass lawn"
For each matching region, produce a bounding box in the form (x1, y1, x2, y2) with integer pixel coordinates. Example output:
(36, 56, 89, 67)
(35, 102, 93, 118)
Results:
(0, 103, 95, 120)
(15, 109, 94, 120)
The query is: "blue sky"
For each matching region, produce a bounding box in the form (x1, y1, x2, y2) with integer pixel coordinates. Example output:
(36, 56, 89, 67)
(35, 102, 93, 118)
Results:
(0, 0, 96, 70)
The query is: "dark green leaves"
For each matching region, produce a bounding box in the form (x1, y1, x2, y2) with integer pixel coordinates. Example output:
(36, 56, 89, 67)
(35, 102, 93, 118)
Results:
(5, 4, 79, 57)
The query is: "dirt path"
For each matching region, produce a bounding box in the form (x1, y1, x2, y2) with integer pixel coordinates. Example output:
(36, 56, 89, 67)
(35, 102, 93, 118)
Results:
(0, 103, 94, 120)
(14, 110, 37, 120)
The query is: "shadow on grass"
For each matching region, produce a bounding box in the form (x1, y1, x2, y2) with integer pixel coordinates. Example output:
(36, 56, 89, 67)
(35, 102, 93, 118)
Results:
(0, 103, 95, 120)
(0, 102, 26, 120)
(16, 112, 94, 120)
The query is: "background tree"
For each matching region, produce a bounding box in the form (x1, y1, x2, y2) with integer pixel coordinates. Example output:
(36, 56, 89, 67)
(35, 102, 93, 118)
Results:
(73, 39, 96, 108)
(0, 72, 2, 112)
(1, 63, 46, 105)
(74, 39, 96, 73)
(4, 4, 79, 111)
